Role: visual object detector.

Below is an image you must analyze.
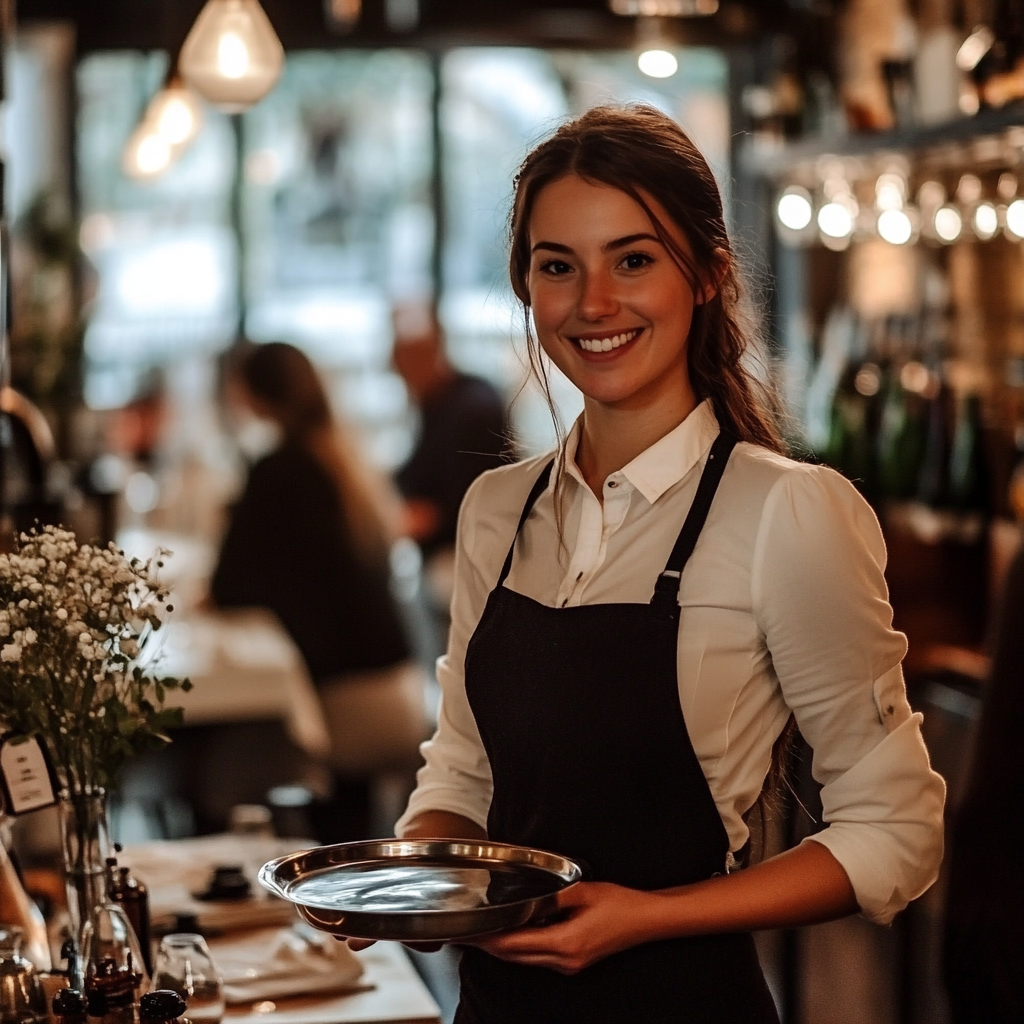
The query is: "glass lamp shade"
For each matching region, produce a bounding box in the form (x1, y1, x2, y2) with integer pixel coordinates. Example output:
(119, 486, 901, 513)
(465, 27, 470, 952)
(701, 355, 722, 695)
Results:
(146, 82, 203, 148)
(179, 0, 284, 112)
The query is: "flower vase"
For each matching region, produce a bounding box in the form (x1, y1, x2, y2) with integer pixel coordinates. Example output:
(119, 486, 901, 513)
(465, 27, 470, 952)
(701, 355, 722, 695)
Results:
(58, 788, 112, 984)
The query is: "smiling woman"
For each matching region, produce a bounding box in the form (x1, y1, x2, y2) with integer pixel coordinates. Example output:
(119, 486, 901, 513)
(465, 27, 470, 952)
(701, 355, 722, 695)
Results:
(382, 105, 945, 1024)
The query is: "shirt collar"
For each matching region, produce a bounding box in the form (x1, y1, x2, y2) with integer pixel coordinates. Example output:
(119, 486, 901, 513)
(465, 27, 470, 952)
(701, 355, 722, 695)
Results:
(563, 399, 720, 505)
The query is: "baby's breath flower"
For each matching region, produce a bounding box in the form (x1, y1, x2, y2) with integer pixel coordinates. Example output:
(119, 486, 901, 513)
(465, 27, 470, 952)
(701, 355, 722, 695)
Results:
(1, 643, 22, 662)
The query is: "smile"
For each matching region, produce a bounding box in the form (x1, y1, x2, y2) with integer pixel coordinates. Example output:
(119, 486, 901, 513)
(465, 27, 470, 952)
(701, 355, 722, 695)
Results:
(572, 328, 642, 353)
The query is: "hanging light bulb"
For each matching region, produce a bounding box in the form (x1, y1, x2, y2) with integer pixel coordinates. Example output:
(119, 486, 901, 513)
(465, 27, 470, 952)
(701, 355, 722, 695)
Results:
(122, 123, 173, 179)
(179, 0, 284, 112)
(325, 0, 362, 32)
(934, 205, 963, 243)
(146, 79, 203, 148)
(609, 0, 717, 14)
(636, 18, 678, 78)
(776, 185, 813, 232)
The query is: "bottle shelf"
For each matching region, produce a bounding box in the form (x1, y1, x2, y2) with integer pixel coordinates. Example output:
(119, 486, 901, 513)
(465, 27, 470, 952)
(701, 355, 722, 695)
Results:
(743, 101, 1024, 179)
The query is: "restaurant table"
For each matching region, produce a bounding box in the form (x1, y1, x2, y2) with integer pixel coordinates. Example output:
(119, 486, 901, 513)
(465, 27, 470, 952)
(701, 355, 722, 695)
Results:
(117, 528, 331, 758)
(223, 942, 441, 1024)
(121, 835, 441, 1024)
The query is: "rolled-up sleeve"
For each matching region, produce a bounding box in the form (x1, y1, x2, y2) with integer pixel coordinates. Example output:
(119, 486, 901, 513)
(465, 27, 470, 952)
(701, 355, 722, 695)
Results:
(395, 475, 495, 835)
(752, 466, 946, 924)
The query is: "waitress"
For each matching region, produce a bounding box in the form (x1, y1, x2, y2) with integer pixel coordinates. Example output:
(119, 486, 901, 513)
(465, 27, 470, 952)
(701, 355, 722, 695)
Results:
(389, 106, 945, 1023)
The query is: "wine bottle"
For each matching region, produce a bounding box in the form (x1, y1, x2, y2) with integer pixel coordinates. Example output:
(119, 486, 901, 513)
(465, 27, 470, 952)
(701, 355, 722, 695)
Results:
(948, 392, 990, 513)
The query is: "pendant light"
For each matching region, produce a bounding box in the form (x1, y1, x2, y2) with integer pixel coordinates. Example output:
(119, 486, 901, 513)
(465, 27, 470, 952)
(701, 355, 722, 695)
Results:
(179, 0, 284, 113)
(609, 0, 718, 15)
(122, 73, 203, 180)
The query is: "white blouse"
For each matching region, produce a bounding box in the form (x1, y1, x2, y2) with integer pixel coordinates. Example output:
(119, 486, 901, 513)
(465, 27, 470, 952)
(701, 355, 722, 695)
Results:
(396, 399, 946, 925)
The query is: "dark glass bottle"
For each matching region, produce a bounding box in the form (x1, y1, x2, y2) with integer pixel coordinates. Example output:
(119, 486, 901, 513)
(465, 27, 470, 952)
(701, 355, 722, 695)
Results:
(917, 377, 951, 508)
(53, 989, 90, 1024)
(948, 393, 990, 513)
(85, 956, 138, 1024)
(139, 991, 188, 1024)
(107, 859, 152, 975)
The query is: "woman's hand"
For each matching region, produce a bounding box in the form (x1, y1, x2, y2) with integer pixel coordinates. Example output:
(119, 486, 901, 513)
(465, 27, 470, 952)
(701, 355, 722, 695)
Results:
(466, 882, 657, 975)
(467, 842, 858, 975)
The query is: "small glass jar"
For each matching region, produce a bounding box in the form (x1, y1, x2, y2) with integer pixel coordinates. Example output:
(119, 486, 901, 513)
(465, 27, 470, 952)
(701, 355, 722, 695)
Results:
(150, 936, 223, 1024)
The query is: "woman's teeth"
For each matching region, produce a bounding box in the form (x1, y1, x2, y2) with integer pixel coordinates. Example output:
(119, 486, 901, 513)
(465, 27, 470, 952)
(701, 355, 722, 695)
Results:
(576, 328, 640, 353)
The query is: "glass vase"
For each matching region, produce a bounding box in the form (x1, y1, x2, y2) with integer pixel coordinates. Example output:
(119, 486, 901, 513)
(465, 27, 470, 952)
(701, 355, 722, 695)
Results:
(57, 788, 112, 984)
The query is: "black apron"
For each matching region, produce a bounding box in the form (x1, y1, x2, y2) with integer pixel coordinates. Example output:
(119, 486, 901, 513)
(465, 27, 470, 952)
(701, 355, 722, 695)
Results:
(456, 431, 779, 1023)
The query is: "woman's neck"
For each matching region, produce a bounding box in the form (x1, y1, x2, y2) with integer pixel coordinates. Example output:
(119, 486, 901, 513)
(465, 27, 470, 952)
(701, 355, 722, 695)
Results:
(574, 393, 699, 499)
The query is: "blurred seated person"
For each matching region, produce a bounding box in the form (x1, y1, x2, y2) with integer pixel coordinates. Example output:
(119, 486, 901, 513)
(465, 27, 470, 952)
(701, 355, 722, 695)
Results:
(210, 342, 429, 838)
(392, 304, 509, 562)
(0, 387, 59, 538)
(943, 543, 1024, 1023)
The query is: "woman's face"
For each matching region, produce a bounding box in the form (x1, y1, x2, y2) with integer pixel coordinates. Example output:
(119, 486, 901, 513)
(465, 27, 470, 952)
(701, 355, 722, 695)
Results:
(527, 174, 704, 416)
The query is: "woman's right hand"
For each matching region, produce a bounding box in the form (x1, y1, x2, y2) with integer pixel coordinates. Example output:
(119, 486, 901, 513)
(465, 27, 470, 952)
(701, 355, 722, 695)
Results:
(339, 810, 487, 954)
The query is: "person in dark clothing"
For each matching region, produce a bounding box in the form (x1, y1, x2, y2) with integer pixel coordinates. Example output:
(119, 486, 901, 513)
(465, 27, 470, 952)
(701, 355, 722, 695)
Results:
(211, 342, 429, 837)
(392, 305, 509, 559)
(944, 545, 1024, 1023)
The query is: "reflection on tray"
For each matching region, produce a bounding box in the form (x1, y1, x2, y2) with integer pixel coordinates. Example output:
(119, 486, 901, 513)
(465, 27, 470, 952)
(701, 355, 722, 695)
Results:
(289, 860, 564, 914)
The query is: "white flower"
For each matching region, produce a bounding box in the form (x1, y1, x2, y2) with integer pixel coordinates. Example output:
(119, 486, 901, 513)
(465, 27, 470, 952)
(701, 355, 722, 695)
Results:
(79, 632, 92, 644)
(56, 608, 68, 620)
(23, 629, 37, 645)
(1, 643, 22, 662)
(0, 622, 8, 637)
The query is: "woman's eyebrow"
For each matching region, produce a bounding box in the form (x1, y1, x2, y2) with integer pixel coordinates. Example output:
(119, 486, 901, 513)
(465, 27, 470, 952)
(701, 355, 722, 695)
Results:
(603, 232, 661, 251)
(531, 241, 573, 254)
(531, 232, 661, 255)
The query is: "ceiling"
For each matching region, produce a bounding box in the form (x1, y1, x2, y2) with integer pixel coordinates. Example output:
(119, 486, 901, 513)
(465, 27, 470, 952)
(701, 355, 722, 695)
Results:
(15, 0, 833, 54)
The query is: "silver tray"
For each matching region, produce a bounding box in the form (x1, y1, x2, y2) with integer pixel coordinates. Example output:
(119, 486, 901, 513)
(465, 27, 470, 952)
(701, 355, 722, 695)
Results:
(258, 839, 582, 941)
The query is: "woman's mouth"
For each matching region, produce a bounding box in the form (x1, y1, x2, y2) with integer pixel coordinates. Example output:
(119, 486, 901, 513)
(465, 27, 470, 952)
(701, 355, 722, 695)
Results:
(572, 328, 642, 353)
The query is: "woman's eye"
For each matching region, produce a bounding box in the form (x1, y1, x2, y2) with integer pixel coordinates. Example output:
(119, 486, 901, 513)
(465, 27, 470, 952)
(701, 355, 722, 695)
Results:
(621, 252, 653, 270)
(539, 259, 572, 275)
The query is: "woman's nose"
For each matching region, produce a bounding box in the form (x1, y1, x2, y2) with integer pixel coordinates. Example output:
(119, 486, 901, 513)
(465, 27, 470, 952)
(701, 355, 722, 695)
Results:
(577, 270, 619, 321)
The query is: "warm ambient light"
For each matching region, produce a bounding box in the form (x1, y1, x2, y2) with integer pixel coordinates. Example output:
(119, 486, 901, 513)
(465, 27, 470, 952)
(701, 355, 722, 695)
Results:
(1006, 199, 1024, 239)
(817, 201, 854, 239)
(179, 0, 284, 112)
(973, 201, 999, 239)
(934, 205, 963, 243)
(777, 187, 813, 231)
(877, 208, 912, 245)
(123, 126, 172, 178)
(638, 48, 678, 78)
(147, 82, 203, 147)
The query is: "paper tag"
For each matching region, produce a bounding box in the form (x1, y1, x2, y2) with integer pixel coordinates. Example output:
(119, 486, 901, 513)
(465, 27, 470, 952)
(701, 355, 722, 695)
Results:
(0, 734, 58, 815)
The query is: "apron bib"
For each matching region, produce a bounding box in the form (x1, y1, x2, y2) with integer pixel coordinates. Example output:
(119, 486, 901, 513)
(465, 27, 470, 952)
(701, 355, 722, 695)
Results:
(457, 431, 779, 1023)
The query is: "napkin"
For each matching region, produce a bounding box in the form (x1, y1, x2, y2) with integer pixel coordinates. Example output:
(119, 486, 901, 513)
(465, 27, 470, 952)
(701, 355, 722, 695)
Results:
(208, 923, 368, 1004)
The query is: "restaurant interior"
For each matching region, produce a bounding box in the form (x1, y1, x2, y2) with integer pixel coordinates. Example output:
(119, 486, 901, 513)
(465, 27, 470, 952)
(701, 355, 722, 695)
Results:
(1, 0, 1022, 1022)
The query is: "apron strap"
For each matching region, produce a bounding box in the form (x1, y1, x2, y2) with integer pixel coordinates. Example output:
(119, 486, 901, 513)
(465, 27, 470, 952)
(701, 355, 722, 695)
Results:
(495, 458, 555, 589)
(651, 431, 738, 612)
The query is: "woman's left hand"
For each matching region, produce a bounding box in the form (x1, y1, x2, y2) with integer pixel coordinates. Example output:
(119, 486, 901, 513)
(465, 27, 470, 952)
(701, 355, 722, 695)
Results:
(466, 881, 658, 975)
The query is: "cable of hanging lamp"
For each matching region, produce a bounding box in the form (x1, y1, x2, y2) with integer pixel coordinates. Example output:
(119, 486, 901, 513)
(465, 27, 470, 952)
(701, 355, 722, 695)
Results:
(179, 0, 285, 113)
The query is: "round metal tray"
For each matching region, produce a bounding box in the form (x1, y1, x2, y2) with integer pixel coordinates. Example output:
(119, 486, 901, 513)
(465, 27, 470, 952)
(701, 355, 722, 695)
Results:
(258, 839, 582, 941)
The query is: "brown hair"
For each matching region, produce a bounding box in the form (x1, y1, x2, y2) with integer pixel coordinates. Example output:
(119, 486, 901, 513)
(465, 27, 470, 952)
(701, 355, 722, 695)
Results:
(237, 341, 393, 563)
(509, 103, 785, 455)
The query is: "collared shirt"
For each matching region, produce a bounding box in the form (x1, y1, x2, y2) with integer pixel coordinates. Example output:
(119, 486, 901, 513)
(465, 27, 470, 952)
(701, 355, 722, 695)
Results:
(396, 400, 946, 925)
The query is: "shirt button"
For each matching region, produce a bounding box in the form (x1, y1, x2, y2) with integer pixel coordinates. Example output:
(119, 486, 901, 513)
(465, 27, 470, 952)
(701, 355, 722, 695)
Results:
(607, 480, 617, 488)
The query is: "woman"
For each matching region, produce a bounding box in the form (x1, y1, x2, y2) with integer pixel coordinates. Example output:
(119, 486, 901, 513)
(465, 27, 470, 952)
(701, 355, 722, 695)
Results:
(211, 342, 428, 823)
(387, 106, 945, 1022)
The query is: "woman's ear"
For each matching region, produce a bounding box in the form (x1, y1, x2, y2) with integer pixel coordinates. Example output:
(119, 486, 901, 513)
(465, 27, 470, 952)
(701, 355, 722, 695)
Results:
(695, 248, 728, 305)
